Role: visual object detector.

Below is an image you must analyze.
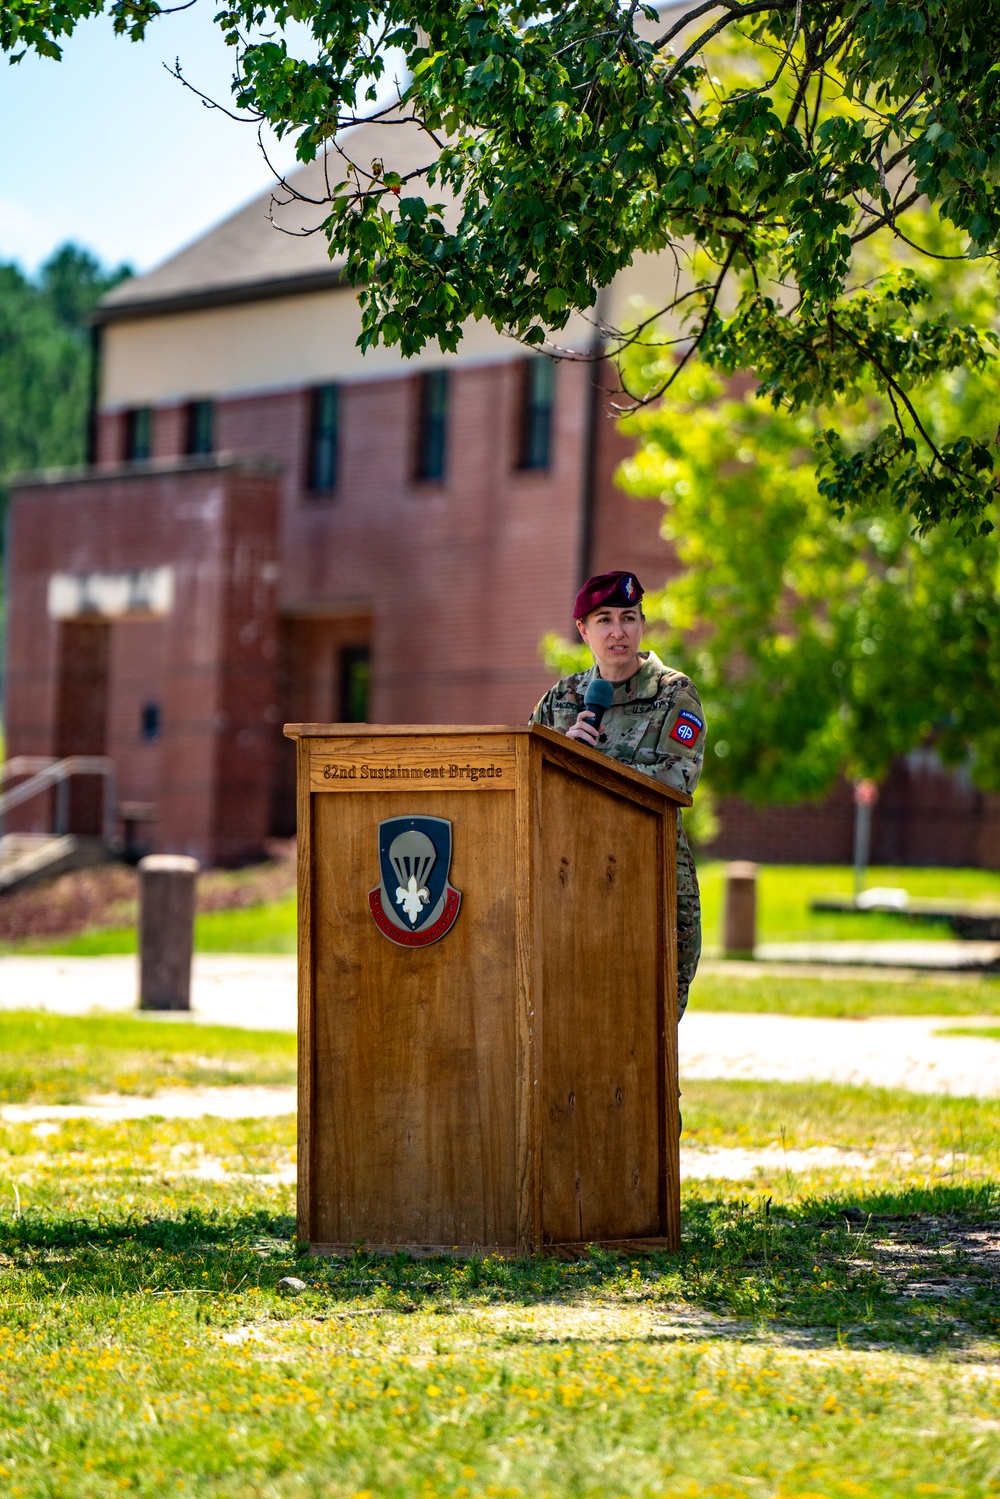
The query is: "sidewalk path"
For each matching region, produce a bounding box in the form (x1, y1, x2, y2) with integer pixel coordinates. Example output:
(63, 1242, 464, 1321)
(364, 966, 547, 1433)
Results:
(755, 939, 1000, 971)
(0, 955, 298, 1030)
(680, 1012, 999, 1097)
(699, 957, 991, 984)
(0, 955, 997, 1095)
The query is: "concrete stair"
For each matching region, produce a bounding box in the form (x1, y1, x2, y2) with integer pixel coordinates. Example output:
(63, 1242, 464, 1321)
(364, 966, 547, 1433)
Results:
(0, 834, 112, 896)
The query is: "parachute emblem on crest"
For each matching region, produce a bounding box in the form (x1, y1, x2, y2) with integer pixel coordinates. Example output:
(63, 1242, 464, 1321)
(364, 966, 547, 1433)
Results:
(368, 816, 462, 947)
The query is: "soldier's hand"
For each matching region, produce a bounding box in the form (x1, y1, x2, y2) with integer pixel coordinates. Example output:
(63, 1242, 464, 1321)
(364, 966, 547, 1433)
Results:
(566, 711, 601, 746)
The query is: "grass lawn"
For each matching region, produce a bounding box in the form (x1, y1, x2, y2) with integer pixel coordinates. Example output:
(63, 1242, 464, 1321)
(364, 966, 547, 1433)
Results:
(0, 1010, 296, 1103)
(688, 968, 1000, 1017)
(17, 862, 1000, 958)
(13, 894, 298, 957)
(1, 1014, 999, 1496)
(698, 861, 1000, 946)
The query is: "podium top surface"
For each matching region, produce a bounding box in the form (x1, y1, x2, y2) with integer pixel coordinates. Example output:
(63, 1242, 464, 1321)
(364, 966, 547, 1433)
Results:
(284, 722, 691, 807)
(285, 724, 532, 738)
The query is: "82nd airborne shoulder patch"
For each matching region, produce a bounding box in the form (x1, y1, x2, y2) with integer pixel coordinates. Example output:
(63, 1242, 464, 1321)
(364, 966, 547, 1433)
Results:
(668, 709, 705, 747)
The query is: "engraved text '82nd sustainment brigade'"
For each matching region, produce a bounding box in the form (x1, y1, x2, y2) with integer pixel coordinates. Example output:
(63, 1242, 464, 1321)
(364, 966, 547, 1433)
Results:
(368, 816, 462, 947)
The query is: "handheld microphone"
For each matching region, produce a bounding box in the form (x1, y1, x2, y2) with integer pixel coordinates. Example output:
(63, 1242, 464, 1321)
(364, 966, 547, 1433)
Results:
(583, 677, 615, 731)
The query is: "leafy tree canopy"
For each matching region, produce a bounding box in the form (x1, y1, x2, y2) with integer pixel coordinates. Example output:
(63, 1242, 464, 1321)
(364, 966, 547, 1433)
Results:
(5, 0, 1000, 532)
(39, 241, 130, 330)
(602, 221, 1000, 804)
(0, 244, 130, 504)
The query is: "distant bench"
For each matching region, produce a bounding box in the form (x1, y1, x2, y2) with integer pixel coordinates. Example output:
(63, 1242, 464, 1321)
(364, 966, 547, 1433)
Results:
(811, 895, 1000, 941)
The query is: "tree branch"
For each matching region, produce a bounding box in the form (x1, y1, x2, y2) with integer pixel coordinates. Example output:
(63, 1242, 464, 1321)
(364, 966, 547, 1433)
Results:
(615, 239, 738, 409)
(653, 0, 743, 52)
(166, 57, 262, 124)
(661, 0, 800, 88)
(830, 314, 951, 469)
(729, 0, 803, 102)
(851, 189, 922, 244)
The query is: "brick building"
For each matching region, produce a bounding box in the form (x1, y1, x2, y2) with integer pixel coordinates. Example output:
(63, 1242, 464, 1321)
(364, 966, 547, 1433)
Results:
(7, 120, 997, 867)
(5, 122, 679, 865)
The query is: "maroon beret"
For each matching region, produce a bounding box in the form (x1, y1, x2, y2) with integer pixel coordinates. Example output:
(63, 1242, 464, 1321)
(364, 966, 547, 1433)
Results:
(573, 570, 644, 620)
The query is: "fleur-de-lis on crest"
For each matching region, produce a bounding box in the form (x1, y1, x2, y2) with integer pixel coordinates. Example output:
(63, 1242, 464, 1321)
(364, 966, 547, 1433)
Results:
(390, 831, 435, 926)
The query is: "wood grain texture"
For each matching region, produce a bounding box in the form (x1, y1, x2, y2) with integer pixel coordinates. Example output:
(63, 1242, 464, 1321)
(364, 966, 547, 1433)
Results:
(538, 759, 664, 1245)
(309, 737, 516, 792)
(531, 723, 692, 808)
(308, 1241, 518, 1259)
(311, 787, 518, 1250)
(295, 736, 314, 1242)
(662, 810, 681, 1249)
(292, 725, 681, 1255)
(514, 732, 540, 1254)
(286, 724, 531, 739)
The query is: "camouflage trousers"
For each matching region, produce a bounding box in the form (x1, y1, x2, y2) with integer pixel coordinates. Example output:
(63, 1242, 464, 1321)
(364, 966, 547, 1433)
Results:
(676, 819, 701, 1021)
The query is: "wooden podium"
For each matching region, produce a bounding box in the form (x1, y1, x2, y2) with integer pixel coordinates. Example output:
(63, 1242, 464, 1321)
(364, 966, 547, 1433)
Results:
(284, 723, 690, 1256)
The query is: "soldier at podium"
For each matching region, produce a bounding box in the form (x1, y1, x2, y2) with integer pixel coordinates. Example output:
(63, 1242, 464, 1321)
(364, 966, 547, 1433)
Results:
(530, 570, 705, 1017)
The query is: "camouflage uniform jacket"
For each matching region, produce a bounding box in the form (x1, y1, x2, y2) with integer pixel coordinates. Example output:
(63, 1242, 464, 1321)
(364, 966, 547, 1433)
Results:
(529, 650, 705, 805)
(530, 650, 705, 1019)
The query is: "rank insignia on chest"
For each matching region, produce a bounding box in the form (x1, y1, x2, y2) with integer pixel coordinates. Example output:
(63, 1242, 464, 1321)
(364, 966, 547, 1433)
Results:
(668, 710, 704, 746)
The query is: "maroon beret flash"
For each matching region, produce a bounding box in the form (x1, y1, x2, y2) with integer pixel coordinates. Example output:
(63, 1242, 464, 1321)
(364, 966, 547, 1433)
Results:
(573, 570, 644, 620)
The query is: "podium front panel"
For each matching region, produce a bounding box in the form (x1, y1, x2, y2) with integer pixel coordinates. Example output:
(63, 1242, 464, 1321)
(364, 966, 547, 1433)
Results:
(290, 724, 684, 1256)
(309, 779, 517, 1251)
(537, 759, 666, 1243)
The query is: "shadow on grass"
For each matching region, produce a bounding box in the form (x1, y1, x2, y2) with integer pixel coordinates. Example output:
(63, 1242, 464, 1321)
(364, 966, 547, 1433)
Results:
(2, 1185, 997, 1356)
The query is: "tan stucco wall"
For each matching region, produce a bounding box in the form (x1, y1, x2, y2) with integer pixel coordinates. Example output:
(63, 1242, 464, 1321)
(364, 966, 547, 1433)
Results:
(100, 288, 568, 408)
(99, 253, 691, 410)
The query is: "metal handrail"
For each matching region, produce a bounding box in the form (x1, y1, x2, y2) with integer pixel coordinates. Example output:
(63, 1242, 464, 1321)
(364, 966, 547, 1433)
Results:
(0, 757, 57, 786)
(0, 756, 117, 844)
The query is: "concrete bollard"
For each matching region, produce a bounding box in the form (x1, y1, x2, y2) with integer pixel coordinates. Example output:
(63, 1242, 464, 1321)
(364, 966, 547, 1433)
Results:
(723, 861, 758, 958)
(138, 854, 199, 1010)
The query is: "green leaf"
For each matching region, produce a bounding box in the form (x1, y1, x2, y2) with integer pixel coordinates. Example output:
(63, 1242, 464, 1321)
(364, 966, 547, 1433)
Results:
(9, 0, 1000, 528)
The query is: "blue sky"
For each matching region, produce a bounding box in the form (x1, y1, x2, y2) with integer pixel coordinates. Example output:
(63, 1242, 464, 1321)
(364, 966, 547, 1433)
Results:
(0, 2, 328, 276)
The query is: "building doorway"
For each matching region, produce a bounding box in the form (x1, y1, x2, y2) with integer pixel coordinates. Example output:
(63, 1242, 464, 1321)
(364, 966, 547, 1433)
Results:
(338, 643, 371, 724)
(270, 614, 372, 836)
(54, 620, 110, 835)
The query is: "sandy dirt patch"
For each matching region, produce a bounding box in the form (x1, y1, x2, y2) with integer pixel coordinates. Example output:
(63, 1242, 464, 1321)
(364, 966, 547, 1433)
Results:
(1, 1084, 297, 1123)
(0, 955, 298, 1030)
(680, 1012, 1000, 1096)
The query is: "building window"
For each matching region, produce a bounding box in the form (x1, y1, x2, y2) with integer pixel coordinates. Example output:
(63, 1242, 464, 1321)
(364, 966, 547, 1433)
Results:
(307, 385, 339, 494)
(185, 399, 214, 456)
(415, 369, 448, 482)
(140, 702, 161, 742)
(339, 645, 371, 722)
(518, 357, 556, 470)
(123, 407, 153, 462)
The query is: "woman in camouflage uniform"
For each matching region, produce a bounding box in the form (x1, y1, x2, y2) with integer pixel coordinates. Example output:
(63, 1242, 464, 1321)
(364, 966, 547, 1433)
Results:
(530, 570, 705, 1018)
